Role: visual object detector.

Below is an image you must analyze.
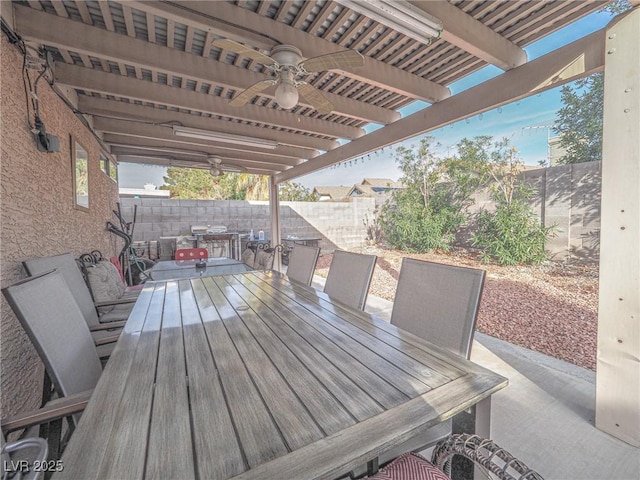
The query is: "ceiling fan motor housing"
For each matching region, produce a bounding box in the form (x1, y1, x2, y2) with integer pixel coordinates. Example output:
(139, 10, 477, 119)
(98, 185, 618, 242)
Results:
(270, 45, 303, 68)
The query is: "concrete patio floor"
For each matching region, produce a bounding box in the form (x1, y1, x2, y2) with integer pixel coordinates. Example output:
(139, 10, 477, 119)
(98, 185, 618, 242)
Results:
(311, 277, 640, 480)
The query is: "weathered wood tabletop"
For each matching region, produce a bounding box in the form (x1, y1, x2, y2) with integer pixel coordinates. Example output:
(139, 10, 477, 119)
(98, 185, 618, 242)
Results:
(56, 271, 507, 480)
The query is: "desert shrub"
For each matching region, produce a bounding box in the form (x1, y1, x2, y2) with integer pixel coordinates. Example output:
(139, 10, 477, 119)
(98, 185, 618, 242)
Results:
(363, 209, 384, 245)
(472, 140, 555, 265)
(473, 199, 554, 265)
(380, 136, 489, 253)
(381, 190, 458, 252)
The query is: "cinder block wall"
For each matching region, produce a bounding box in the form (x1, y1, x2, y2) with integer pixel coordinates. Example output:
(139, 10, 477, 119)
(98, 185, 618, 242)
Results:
(463, 162, 601, 262)
(119, 197, 376, 252)
(1, 38, 120, 419)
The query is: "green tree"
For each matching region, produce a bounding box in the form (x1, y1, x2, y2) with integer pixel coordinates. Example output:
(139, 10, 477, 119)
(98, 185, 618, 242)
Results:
(279, 182, 317, 201)
(161, 167, 223, 199)
(552, 1, 630, 165)
(160, 168, 316, 201)
(380, 136, 489, 252)
(553, 74, 604, 165)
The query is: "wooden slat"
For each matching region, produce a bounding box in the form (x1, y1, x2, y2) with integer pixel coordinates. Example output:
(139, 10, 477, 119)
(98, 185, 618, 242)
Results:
(56, 284, 158, 479)
(231, 374, 507, 480)
(205, 277, 325, 451)
(251, 273, 455, 390)
(229, 275, 386, 422)
(235, 275, 409, 407)
(180, 280, 245, 479)
(145, 281, 194, 479)
(99, 1, 115, 31)
(220, 275, 357, 434)
(253, 272, 494, 377)
(95, 283, 166, 479)
(190, 279, 288, 469)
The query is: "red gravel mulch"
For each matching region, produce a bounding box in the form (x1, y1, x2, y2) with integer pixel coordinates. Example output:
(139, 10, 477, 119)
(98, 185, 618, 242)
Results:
(315, 246, 599, 371)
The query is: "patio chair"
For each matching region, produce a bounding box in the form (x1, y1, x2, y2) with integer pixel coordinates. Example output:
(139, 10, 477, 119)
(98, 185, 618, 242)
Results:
(377, 258, 485, 466)
(23, 254, 126, 358)
(77, 253, 143, 306)
(285, 244, 320, 286)
(241, 247, 256, 267)
(362, 434, 543, 480)
(23, 253, 134, 324)
(175, 247, 208, 260)
(323, 250, 377, 310)
(2, 270, 104, 461)
(1, 436, 48, 480)
(253, 245, 283, 271)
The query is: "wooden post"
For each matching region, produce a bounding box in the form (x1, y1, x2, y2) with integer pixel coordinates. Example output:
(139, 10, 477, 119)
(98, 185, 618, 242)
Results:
(596, 6, 640, 447)
(269, 176, 282, 272)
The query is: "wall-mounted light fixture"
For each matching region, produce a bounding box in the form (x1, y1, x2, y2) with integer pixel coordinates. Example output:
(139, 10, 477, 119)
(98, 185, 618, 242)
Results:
(335, 0, 442, 44)
(172, 126, 278, 150)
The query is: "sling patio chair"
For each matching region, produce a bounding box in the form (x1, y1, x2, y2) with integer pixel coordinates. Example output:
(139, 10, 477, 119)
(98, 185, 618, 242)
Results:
(323, 250, 377, 311)
(375, 258, 486, 466)
(285, 244, 320, 286)
(1, 436, 48, 480)
(23, 253, 135, 324)
(2, 270, 105, 462)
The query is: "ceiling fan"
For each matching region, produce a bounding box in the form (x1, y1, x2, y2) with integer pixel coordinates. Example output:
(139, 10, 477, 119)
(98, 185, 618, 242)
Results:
(207, 155, 246, 176)
(212, 39, 364, 114)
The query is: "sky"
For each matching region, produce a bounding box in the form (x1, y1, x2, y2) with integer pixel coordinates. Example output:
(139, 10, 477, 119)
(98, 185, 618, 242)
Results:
(118, 8, 615, 190)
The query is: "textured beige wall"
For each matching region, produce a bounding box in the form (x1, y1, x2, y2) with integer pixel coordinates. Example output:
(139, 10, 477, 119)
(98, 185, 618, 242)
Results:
(1, 41, 119, 418)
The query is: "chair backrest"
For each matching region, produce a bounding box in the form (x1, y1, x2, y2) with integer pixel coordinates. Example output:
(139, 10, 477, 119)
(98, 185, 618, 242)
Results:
(23, 253, 100, 328)
(324, 250, 377, 310)
(175, 248, 208, 260)
(1, 437, 48, 480)
(241, 248, 256, 267)
(2, 270, 102, 398)
(286, 244, 320, 286)
(390, 258, 485, 358)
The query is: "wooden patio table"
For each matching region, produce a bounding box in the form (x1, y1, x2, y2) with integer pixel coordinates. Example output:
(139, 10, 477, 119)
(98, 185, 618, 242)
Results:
(55, 271, 507, 480)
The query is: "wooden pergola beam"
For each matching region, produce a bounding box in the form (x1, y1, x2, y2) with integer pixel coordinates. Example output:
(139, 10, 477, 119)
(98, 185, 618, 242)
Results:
(55, 63, 365, 140)
(276, 29, 605, 183)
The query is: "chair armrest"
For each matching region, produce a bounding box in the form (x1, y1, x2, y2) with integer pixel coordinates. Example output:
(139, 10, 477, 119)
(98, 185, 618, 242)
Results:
(1, 390, 92, 434)
(94, 333, 120, 346)
(89, 321, 126, 331)
(94, 297, 136, 307)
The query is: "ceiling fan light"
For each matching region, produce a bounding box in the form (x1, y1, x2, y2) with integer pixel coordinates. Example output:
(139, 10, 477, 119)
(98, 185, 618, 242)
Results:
(210, 166, 222, 176)
(275, 82, 299, 110)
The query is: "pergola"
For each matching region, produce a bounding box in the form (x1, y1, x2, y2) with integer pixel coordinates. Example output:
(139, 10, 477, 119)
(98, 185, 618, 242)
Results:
(4, 0, 638, 447)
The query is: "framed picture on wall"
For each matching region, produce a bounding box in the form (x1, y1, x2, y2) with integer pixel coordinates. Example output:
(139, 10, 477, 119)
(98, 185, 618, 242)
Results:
(72, 137, 89, 211)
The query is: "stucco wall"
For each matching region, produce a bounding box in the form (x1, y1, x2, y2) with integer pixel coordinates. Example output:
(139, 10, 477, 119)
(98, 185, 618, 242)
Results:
(1, 40, 120, 419)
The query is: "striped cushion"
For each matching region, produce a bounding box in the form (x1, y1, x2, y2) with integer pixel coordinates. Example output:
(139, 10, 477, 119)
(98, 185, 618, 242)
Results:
(368, 453, 450, 480)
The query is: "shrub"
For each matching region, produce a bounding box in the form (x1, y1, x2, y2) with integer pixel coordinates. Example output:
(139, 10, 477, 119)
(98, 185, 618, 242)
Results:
(473, 199, 554, 265)
(381, 190, 457, 252)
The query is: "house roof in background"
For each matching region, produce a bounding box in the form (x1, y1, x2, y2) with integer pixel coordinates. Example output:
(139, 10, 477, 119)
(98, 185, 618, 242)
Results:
(361, 178, 403, 189)
(312, 186, 352, 200)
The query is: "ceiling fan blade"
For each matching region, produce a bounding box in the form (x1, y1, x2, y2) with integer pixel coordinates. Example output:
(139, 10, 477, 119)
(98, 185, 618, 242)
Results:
(212, 39, 277, 66)
(219, 163, 247, 173)
(300, 49, 364, 73)
(229, 79, 277, 107)
(297, 82, 334, 115)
